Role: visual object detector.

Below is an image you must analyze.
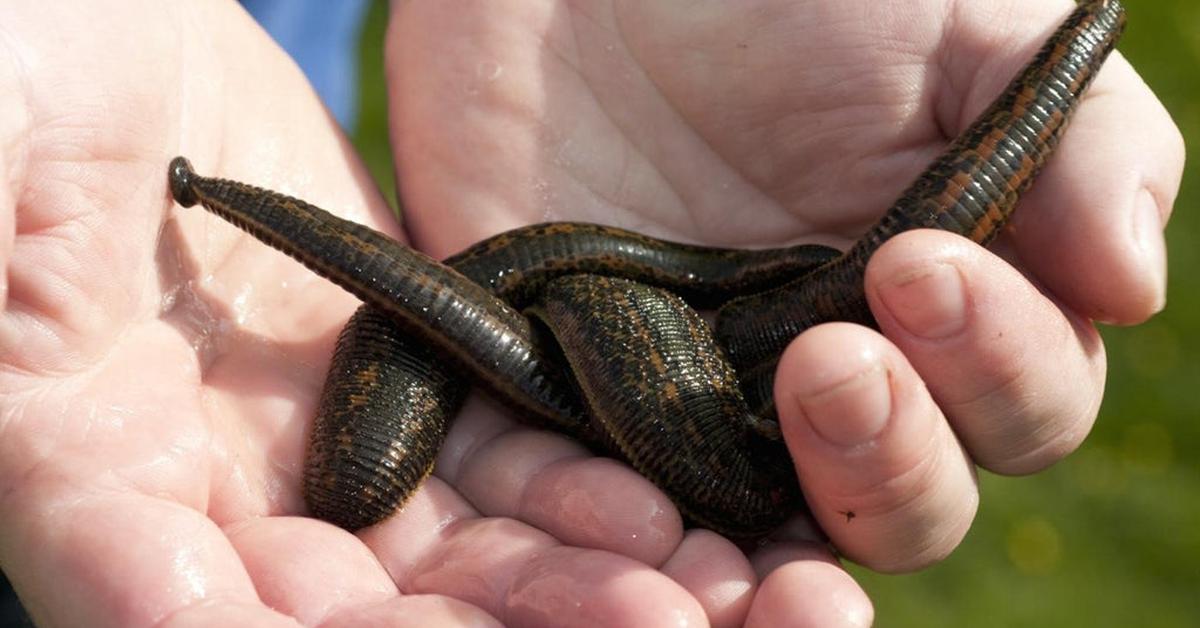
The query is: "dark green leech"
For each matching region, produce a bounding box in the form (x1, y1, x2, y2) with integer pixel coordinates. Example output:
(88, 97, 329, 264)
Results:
(309, 220, 837, 530)
(169, 157, 589, 437)
(168, 160, 833, 532)
(166, 0, 1125, 536)
(529, 275, 800, 535)
(305, 306, 467, 530)
(447, 222, 840, 309)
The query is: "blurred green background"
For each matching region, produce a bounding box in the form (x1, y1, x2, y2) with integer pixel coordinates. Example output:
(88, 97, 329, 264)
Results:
(350, 0, 1198, 626)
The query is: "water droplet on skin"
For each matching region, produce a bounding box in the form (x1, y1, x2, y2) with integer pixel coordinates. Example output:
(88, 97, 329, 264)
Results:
(466, 60, 504, 94)
(231, 282, 255, 325)
(552, 137, 574, 168)
(477, 60, 504, 81)
(532, 179, 559, 221)
(159, 284, 180, 314)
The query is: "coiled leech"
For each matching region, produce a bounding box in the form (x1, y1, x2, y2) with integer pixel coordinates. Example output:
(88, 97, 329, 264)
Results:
(169, 158, 835, 534)
(167, 0, 1125, 537)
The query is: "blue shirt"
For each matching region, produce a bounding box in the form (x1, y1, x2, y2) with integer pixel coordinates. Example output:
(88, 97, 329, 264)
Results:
(241, 0, 371, 131)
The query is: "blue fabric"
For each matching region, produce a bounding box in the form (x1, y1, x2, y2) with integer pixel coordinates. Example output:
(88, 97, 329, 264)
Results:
(241, 0, 372, 130)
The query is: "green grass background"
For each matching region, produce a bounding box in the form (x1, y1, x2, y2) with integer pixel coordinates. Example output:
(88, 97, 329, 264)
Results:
(351, 1, 1198, 626)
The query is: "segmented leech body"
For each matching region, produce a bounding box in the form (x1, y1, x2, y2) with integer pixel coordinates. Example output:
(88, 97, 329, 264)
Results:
(303, 222, 839, 531)
(306, 307, 467, 531)
(446, 222, 840, 309)
(169, 159, 836, 533)
(528, 275, 802, 533)
(167, 0, 1124, 537)
(170, 160, 590, 435)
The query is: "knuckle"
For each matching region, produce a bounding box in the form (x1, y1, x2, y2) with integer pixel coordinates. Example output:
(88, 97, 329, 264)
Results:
(937, 318, 1105, 474)
(824, 438, 976, 572)
(952, 368, 1102, 475)
(984, 391, 1101, 475)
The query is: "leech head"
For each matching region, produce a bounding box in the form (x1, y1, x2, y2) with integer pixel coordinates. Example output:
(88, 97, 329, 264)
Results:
(168, 156, 199, 208)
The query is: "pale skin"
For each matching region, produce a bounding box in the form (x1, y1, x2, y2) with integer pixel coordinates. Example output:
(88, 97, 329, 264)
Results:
(0, 0, 1182, 626)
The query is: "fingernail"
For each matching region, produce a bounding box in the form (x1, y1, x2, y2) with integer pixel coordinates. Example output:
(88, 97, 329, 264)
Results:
(1132, 187, 1167, 311)
(877, 261, 967, 340)
(798, 364, 891, 448)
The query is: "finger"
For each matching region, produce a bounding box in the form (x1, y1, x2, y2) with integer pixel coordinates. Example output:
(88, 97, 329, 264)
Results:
(0, 478, 287, 627)
(231, 519, 504, 627)
(942, 1, 1184, 325)
(659, 530, 756, 628)
(158, 603, 300, 627)
(775, 323, 978, 572)
(744, 558, 872, 628)
(224, 517, 398, 625)
(360, 478, 706, 628)
(748, 531, 864, 626)
(323, 595, 503, 628)
(750, 535, 840, 578)
(866, 230, 1106, 474)
(437, 396, 685, 566)
(1008, 53, 1182, 325)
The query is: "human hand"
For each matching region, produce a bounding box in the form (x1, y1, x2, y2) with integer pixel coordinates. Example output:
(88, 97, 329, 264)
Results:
(0, 2, 778, 627)
(386, 0, 1182, 622)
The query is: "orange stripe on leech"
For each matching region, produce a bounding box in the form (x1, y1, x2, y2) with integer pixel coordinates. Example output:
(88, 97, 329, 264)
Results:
(969, 152, 1040, 242)
(1008, 35, 1071, 125)
(931, 168, 1006, 244)
(1007, 83, 1036, 120)
(1045, 39, 1070, 73)
(931, 169, 975, 218)
(972, 125, 1011, 163)
(1003, 151, 1038, 191)
(1037, 109, 1066, 144)
(1066, 51, 1097, 95)
(968, 202, 1006, 242)
(355, 362, 382, 386)
(661, 380, 681, 407)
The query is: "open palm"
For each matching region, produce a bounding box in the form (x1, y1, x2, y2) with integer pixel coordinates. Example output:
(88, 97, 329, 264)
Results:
(0, 0, 1181, 627)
